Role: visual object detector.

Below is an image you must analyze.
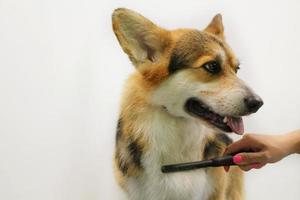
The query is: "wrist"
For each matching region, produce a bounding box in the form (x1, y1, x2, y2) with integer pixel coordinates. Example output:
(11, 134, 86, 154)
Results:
(284, 130, 300, 154)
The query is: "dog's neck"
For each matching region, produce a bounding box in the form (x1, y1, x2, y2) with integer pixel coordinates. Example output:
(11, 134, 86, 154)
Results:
(138, 106, 213, 164)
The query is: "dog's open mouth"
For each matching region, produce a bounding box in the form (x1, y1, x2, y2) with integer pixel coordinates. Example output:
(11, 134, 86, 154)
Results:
(185, 98, 244, 135)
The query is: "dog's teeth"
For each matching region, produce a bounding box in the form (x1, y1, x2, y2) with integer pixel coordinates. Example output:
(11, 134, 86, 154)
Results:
(223, 117, 228, 123)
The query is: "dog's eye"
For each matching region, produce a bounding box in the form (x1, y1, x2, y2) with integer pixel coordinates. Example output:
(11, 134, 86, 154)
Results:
(202, 61, 221, 74)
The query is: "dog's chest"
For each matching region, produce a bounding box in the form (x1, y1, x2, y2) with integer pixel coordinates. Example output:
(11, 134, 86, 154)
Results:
(129, 111, 214, 200)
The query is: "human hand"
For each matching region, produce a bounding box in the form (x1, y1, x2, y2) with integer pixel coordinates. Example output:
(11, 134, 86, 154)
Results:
(224, 133, 297, 171)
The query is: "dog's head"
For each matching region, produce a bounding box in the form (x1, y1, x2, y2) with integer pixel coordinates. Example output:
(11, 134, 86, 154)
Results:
(112, 8, 263, 135)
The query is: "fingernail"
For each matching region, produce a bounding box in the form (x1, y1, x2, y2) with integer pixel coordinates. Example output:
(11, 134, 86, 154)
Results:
(233, 155, 242, 164)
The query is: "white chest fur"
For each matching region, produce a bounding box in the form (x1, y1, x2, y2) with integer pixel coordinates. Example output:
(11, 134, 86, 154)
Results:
(126, 109, 214, 200)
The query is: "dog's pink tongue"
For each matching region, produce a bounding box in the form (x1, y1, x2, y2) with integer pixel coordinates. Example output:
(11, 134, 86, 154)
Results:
(227, 117, 244, 135)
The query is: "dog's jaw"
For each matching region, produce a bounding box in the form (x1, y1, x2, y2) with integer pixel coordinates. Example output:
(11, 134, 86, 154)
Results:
(184, 97, 245, 135)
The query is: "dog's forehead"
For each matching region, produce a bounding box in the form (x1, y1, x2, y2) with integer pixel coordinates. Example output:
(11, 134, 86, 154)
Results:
(173, 30, 223, 50)
(169, 30, 237, 73)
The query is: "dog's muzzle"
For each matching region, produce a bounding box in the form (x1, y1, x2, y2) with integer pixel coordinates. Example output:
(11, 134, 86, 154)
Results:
(184, 97, 246, 135)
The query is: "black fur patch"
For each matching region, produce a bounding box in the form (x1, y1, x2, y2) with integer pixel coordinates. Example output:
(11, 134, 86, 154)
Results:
(115, 118, 129, 175)
(169, 52, 189, 74)
(116, 118, 122, 142)
(216, 133, 233, 146)
(203, 140, 220, 160)
(115, 118, 143, 175)
(203, 133, 232, 159)
(128, 139, 142, 168)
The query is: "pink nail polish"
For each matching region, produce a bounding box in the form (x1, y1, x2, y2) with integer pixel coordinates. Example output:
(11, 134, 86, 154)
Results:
(233, 155, 242, 164)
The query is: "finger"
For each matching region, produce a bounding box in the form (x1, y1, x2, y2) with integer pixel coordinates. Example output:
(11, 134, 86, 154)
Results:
(233, 152, 269, 165)
(240, 163, 266, 171)
(250, 163, 266, 169)
(239, 165, 253, 171)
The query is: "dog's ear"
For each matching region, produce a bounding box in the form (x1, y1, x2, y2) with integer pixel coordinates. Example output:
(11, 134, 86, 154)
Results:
(112, 8, 170, 69)
(204, 14, 224, 39)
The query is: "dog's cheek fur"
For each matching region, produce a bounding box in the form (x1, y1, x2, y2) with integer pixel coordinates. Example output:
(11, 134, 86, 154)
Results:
(141, 62, 170, 87)
(150, 70, 202, 118)
(150, 68, 225, 119)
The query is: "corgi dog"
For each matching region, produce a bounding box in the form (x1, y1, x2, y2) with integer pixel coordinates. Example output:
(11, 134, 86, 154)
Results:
(112, 8, 263, 200)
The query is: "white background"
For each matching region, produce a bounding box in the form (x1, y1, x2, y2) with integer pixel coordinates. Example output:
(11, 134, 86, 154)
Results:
(0, 0, 300, 200)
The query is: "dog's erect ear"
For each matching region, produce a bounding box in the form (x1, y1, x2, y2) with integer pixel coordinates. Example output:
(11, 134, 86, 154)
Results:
(112, 8, 170, 68)
(204, 14, 224, 39)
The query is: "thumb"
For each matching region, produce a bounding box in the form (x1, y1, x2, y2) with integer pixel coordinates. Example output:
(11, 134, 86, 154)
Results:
(233, 151, 269, 165)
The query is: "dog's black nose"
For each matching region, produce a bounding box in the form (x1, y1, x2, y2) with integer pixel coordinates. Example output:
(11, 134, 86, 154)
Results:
(244, 96, 263, 113)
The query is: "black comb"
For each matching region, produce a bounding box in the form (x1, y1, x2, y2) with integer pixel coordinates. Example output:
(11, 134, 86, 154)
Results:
(161, 155, 236, 173)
